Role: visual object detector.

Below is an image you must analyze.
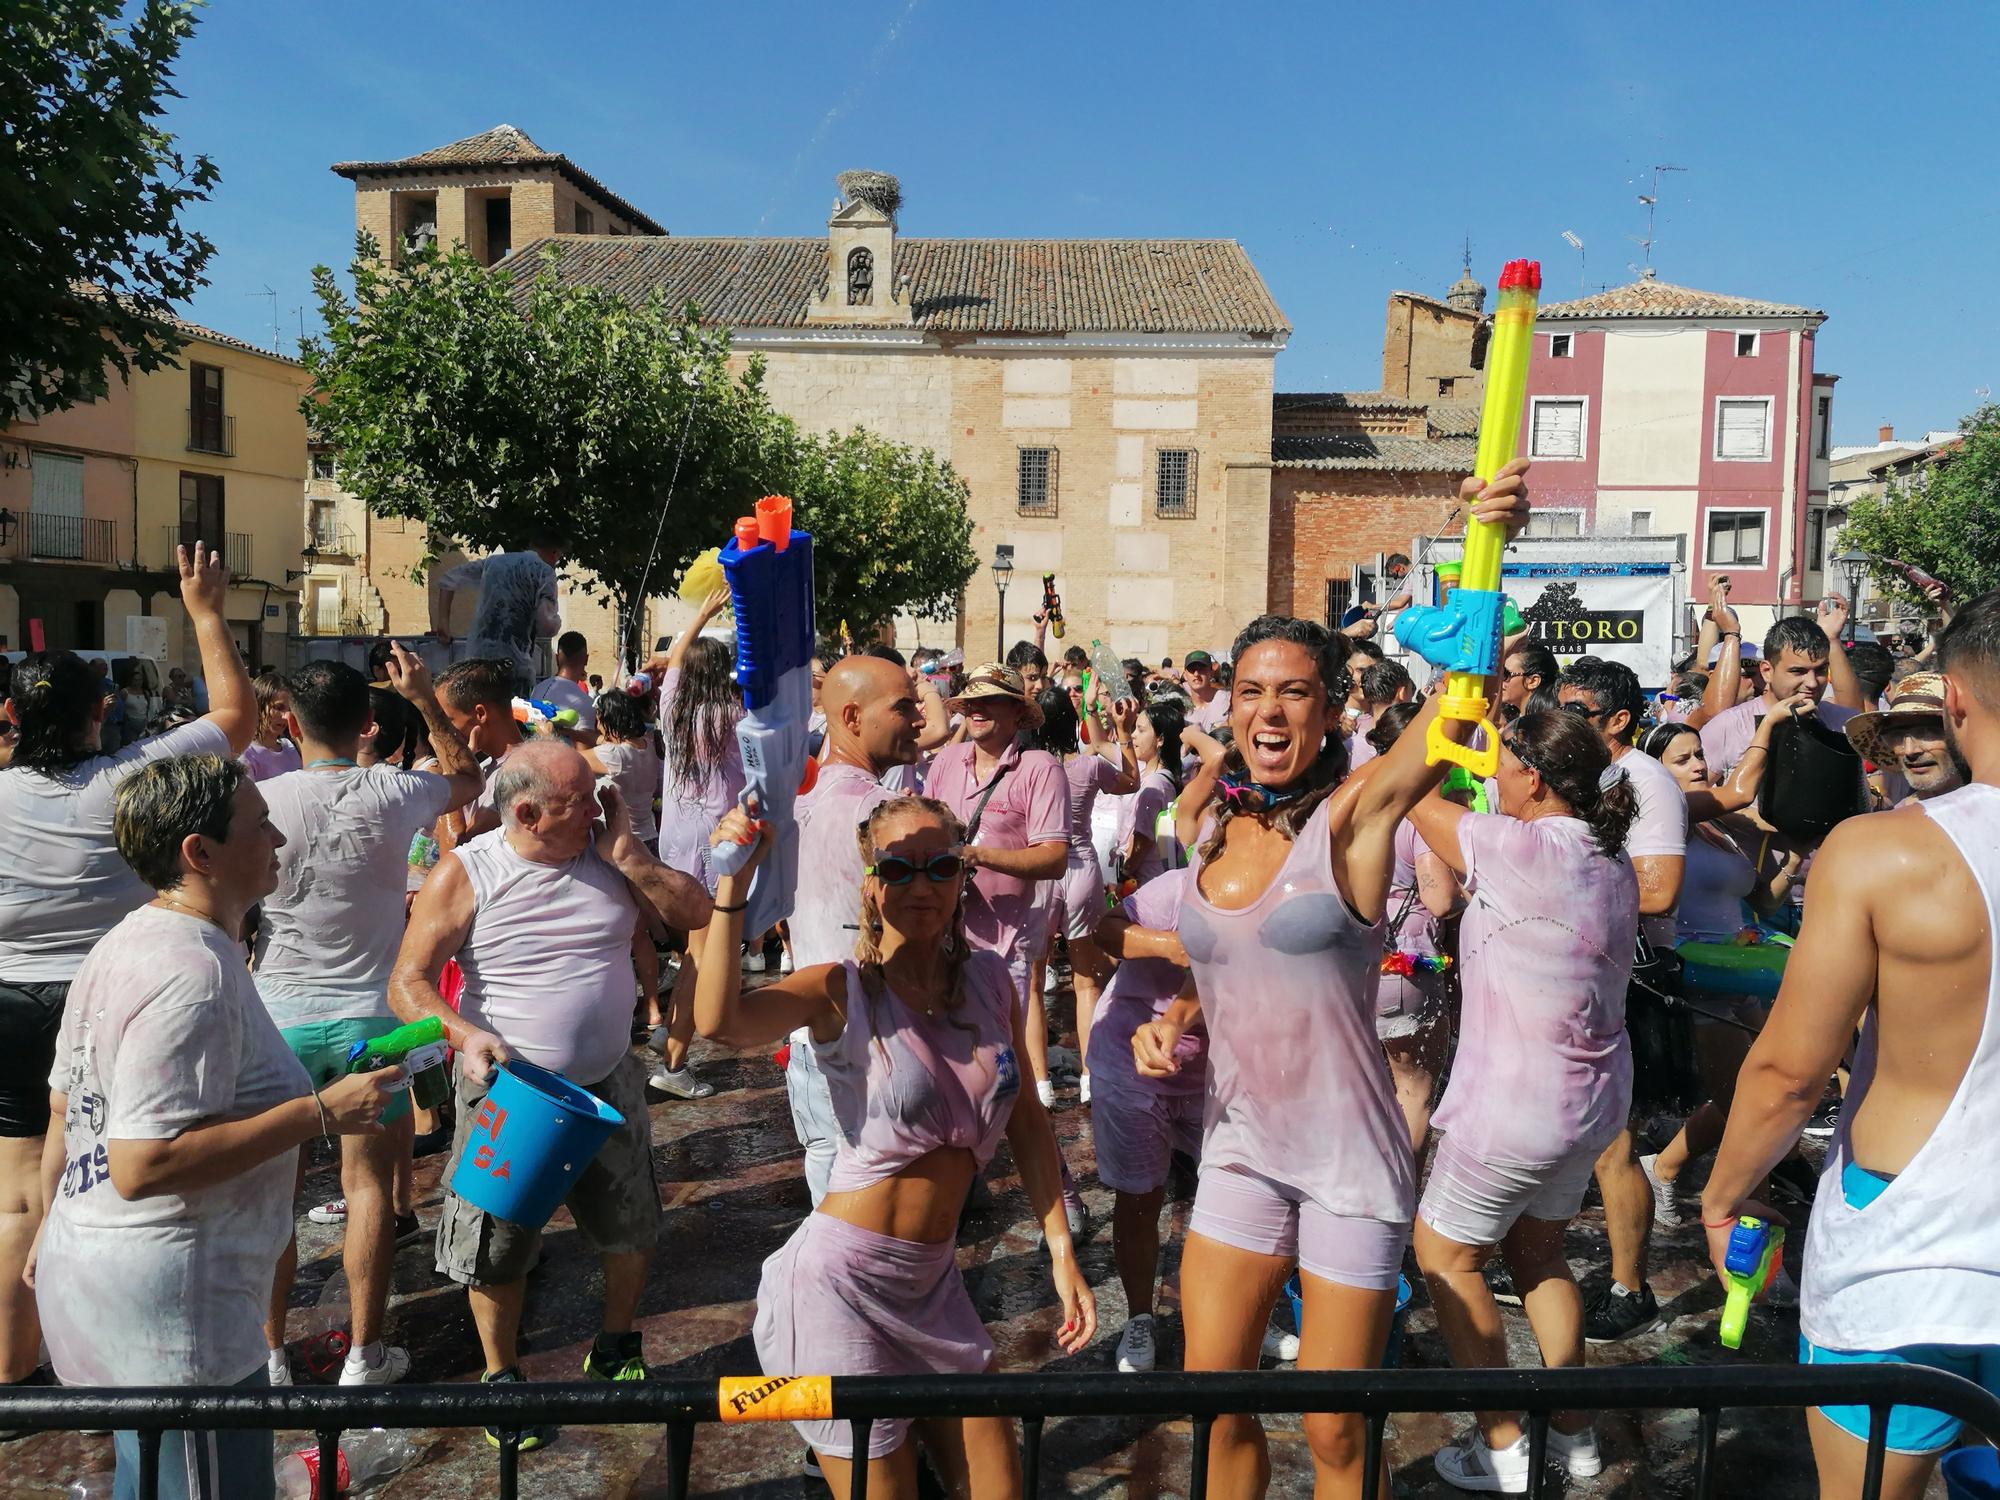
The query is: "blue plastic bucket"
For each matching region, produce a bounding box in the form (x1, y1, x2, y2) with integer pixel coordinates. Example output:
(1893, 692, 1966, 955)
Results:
(447, 1059, 624, 1230)
(1283, 1274, 1414, 1366)
(1943, 1448, 2000, 1500)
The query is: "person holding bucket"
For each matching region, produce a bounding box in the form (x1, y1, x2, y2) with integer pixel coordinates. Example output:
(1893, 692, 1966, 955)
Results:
(695, 795, 1094, 1498)
(388, 737, 712, 1451)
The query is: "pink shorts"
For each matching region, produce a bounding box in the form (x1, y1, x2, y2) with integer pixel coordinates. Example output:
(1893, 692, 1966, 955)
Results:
(1092, 1082, 1203, 1195)
(1056, 851, 1105, 942)
(1190, 1164, 1407, 1291)
(1417, 1131, 1601, 1247)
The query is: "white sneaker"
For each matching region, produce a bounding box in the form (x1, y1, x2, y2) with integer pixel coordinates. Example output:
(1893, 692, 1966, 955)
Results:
(1548, 1424, 1603, 1478)
(779, 950, 795, 974)
(1434, 1430, 1530, 1492)
(266, 1350, 293, 1387)
(1261, 1323, 1299, 1363)
(650, 1066, 717, 1099)
(1043, 965, 1060, 995)
(1639, 1152, 1683, 1228)
(1036, 1078, 1056, 1109)
(338, 1343, 411, 1386)
(1078, 1073, 1092, 1105)
(1115, 1315, 1157, 1373)
(743, 949, 768, 973)
(306, 1198, 347, 1225)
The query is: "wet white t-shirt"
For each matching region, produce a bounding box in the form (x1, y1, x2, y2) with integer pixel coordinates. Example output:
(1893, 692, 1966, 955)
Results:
(39, 905, 310, 1385)
(531, 675, 597, 738)
(1606, 746, 1688, 950)
(253, 766, 455, 1027)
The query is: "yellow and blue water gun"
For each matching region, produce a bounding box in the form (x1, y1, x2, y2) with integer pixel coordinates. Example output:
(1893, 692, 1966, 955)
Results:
(1393, 258, 1542, 776)
(1719, 1214, 1786, 1350)
(707, 496, 818, 936)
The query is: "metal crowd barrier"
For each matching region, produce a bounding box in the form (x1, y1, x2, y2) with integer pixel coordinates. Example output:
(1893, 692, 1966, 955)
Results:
(3, 1364, 1996, 1500)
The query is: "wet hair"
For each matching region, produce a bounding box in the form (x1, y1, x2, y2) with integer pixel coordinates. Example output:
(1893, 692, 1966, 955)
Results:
(666, 635, 741, 795)
(1506, 640, 1560, 691)
(1639, 720, 1700, 761)
(852, 796, 976, 1047)
(1061, 645, 1089, 670)
(863, 643, 907, 669)
(556, 630, 587, 662)
(1005, 640, 1047, 675)
(595, 689, 647, 743)
(1032, 685, 1080, 755)
(1845, 641, 1895, 702)
(1360, 659, 1414, 707)
(1672, 669, 1709, 701)
(114, 752, 245, 890)
(286, 659, 372, 742)
(365, 640, 395, 678)
(1560, 659, 1646, 745)
(1366, 699, 1424, 757)
(1345, 637, 1386, 666)
(1196, 615, 1352, 864)
(366, 687, 421, 767)
(1138, 697, 1186, 787)
(6, 652, 105, 773)
(437, 658, 516, 715)
(1763, 615, 1830, 664)
(1937, 588, 2000, 708)
(1505, 708, 1636, 858)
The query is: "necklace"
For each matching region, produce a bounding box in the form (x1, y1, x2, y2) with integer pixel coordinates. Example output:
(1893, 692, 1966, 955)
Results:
(154, 894, 223, 930)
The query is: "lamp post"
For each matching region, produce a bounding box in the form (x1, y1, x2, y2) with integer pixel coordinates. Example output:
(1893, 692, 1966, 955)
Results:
(1834, 547, 1870, 643)
(286, 540, 322, 584)
(991, 544, 1015, 662)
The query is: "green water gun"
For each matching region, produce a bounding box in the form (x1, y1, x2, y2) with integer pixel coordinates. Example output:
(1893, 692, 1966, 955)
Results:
(1719, 1215, 1786, 1350)
(346, 1017, 452, 1111)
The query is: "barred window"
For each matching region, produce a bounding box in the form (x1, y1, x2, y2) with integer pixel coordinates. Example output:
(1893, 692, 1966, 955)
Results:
(1016, 448, 1058, 517)
(1155, 448, 1196, 519)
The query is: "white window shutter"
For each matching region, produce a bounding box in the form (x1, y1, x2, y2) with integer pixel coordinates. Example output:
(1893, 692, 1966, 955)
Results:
(1717, 400, 1769, 460)
(1532, 400, 1583, 458)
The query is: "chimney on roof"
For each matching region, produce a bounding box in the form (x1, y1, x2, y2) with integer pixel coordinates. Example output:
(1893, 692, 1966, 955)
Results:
(1879, 424, 1895, 444)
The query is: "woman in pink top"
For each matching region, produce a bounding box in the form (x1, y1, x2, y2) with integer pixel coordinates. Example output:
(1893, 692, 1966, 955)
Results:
(695, 796, 1091, 1496)
(1129, 455, 1529, 1500)
(1405, 707, 1639, 1491)
(1114, 697, 1187, 889)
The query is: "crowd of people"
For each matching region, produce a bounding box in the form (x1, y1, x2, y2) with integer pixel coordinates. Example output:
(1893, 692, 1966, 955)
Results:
(0, 471, 1994, 1500)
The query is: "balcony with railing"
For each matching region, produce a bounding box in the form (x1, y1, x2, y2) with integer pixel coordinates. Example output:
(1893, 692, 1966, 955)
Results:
(309, 520, 359, 557)
(13, 510, 118, 564)
(185, 409, 235, 456)
(159, 526, 254, 577)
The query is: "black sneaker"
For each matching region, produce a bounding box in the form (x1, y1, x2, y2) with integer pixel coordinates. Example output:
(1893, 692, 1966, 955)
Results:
(411, 1118, 454, 1158)
(393, 1211, 424, 1246)
(1584, 1282, 1661, 1344)
(803, 1449, 821, 1475)
(481, 1366, 557, 1451)
(1486, 1262, 1522, 1306)
(1801, 1099, 1841, 1139)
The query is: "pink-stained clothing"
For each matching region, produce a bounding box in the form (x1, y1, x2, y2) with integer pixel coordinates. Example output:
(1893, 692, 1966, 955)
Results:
(240, 739, 301, 781)
(924, 741, 1067, 984)
(1377, 820, 1448, 1039)
(1053, 753, 1123, 938)
(1179, 799, 1415, 1230)
(1190, 1167, 1408, 1289)
(818, 953, 1021, 1195)
(790, 763, 896, 970)
(1188, 690, 1231, 733)
(1701, 695, 1858, 776)
(657, 665, 744, 893)
(1678, 826, 1757, 944)
(1114, 767, 1180, 886)
(1431, 813, 1637, 1167)
(1610, 745, 1688, 950)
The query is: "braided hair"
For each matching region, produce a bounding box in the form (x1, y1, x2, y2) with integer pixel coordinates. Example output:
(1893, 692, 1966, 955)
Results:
(6, 652, 104, 774)
(1195, 615, 1352, 864)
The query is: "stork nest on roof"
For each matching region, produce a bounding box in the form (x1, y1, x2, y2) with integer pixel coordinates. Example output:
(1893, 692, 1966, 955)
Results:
(836, 170, 902, 221)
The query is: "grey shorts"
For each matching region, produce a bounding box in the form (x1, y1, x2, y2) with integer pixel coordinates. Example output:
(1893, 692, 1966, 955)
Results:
(435, 1052, 661, 1287)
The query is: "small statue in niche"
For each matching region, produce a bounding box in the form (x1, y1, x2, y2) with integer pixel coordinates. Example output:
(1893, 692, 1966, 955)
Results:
(847, 247, 873, 306)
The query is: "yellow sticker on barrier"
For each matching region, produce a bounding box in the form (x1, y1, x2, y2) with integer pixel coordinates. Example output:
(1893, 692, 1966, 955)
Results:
(718, 1374, 834, 1423)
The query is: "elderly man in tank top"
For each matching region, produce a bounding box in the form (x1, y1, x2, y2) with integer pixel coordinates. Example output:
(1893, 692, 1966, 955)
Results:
(388, 737, 711, 1445)
(1705, 589, 2000, 1500)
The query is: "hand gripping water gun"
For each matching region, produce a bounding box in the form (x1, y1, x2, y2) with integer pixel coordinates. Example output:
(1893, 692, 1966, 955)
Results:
(1393, 259, 1541, 776)
(1042, 573, 1065, 640)
(706, 496, 818, 937)
(512, 697, 580, 735)
(1718, 1214, 1786, 1350)
(345, 1016, 451, 1112)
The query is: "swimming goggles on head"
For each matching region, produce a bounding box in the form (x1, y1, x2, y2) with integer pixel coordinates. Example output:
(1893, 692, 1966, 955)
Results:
(866, 853, 967, 886)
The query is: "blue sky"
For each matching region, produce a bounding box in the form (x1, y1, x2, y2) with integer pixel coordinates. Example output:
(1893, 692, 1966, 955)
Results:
(158, 0, 1998, 444)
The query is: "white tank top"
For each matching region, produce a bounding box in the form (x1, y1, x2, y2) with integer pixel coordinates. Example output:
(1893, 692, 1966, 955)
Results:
(1800, 782, 2000, 1351)
(454, 829, 639, 1086)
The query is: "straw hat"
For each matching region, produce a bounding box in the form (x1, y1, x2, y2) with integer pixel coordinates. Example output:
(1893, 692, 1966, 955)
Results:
(948, 663, 1044, 729)
(1843, 673, 1948, 767)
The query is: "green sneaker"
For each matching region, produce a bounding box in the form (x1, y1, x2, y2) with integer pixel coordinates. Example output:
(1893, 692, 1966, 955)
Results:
(583, 1332, 650, 1382)
(481, 1366, 556, 1452)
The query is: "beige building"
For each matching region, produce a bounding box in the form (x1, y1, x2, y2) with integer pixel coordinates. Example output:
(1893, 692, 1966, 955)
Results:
(326, 128, 1289, 666)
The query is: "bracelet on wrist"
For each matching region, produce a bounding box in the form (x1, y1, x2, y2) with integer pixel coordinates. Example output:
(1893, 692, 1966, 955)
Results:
(1701, 1211, 1740, 1230)
(311, 1087, 332, 1142)
(713, 899, 748, 915)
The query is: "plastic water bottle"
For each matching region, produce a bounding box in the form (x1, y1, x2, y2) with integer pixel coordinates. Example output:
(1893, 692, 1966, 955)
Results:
(276, 1429, 420, 1497)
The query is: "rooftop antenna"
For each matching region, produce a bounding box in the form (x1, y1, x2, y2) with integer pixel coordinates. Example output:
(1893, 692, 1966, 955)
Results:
(1561, 230, 1585, 292)
(246, 285, 279, 351)
(1631, 164, 1686, 275)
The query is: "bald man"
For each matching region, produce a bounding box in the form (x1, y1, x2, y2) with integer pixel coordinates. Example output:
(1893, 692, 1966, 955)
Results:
(784, 656, 925, 1202)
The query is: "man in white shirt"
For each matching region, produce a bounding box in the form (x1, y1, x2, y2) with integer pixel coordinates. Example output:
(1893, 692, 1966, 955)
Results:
(531, 630, 598, 747)
(1182, 650, 1231, 733)
(253, 647, 482, 1387)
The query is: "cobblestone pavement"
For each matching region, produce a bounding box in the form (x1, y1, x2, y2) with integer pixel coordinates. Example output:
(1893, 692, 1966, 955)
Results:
(0, 1017, 1943, 1498)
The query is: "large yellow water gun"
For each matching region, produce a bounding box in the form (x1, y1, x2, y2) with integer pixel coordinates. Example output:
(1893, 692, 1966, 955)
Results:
(1393, 258, 1542, 776)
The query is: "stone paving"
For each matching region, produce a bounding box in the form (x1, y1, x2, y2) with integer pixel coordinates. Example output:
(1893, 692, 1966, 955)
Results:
(0, 1022, 1945, 1498)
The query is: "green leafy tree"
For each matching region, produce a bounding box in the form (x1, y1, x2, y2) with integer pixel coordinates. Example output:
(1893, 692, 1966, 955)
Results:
(2, 0, 219, 412)
(1838, 405, 1999, 606)
(302, 238, 975, 650)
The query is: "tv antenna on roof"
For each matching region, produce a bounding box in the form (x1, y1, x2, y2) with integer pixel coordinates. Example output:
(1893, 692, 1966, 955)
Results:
(245, 285, 280, 352)
(1631, 164, 1686, 274)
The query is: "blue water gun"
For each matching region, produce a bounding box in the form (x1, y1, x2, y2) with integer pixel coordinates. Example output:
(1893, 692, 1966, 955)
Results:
(1719, 1214, 1786, 1350)
(706, 496, 817, 936)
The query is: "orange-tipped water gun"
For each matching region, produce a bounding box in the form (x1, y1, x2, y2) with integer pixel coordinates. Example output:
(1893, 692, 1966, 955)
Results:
(1393, 259, 1541, 776)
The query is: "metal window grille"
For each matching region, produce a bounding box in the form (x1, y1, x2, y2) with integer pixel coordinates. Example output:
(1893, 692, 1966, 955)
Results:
(1156, 448, 1196, 519)
(1325, 577, 1353, 628)
(1016, 448, 1057, 517)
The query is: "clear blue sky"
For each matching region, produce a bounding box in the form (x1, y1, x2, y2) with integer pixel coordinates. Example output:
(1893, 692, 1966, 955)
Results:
(158, 0, 1998, 444)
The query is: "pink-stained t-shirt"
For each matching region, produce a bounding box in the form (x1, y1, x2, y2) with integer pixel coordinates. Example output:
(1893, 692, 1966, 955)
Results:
(1178, 799, 1415, 1225)
(925, 741, 1067, 966)
(1087, 869, 1204, 1099)
(791, 761, 896, 970)
(1431, 812, 1637, 1166)
(240, 739, 302, 781)
(657, 664, 746, 892)
(1701, 695, 1858, 777)
(1115, 767, 1180, 886)
(1062, 752, 1125, 848)
(818, 951, 1021, 1194)
(1188, 690, 1232, 734)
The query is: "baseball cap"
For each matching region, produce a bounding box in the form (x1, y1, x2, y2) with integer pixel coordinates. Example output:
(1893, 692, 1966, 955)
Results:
(1184, 650, 1214, 669)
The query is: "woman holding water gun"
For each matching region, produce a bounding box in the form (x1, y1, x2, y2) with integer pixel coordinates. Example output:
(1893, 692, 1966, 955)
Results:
(1129, 461, 1529, 1500)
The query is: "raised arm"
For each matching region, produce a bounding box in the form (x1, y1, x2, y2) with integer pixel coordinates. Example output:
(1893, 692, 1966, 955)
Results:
(914, 672, 955, 753)
(179, 544, 255, 754)
(1175, 727, 1225, 850)
(1692, 582, 1743, 730)
(1684, 693, 1807, 822)
(385, 641, 482, 812)
(1817, 596, 1868, 711)
(1406, 785, 1471, 875)
(1092, 696, 1140, 793)
(667, 588, 731, 675)
(595, 785, 714, 932)
(693, 811, 844, 1047)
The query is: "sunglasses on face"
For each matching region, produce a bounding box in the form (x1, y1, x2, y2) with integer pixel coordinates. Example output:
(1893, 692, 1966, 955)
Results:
(866, 853, 967, 886)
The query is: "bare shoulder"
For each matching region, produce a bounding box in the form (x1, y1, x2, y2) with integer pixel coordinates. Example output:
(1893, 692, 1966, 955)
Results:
(1819, 805, 1984, 961)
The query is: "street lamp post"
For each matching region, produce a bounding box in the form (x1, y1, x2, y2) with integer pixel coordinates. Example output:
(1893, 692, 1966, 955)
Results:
(991, 544, 1015, 662)
(1834, 547, 1871, 643)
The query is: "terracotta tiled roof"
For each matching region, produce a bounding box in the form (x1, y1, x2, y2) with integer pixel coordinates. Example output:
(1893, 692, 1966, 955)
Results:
(1426, 402, 1481, 437)
(331, 125, 667, 236)
(512, 235, 1290, 337)
(1273, 433, 1476, 473)
(1274, 392, 1428, 414)
(1539, 276, 1823, 323)
(161, 312, 302, 366)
